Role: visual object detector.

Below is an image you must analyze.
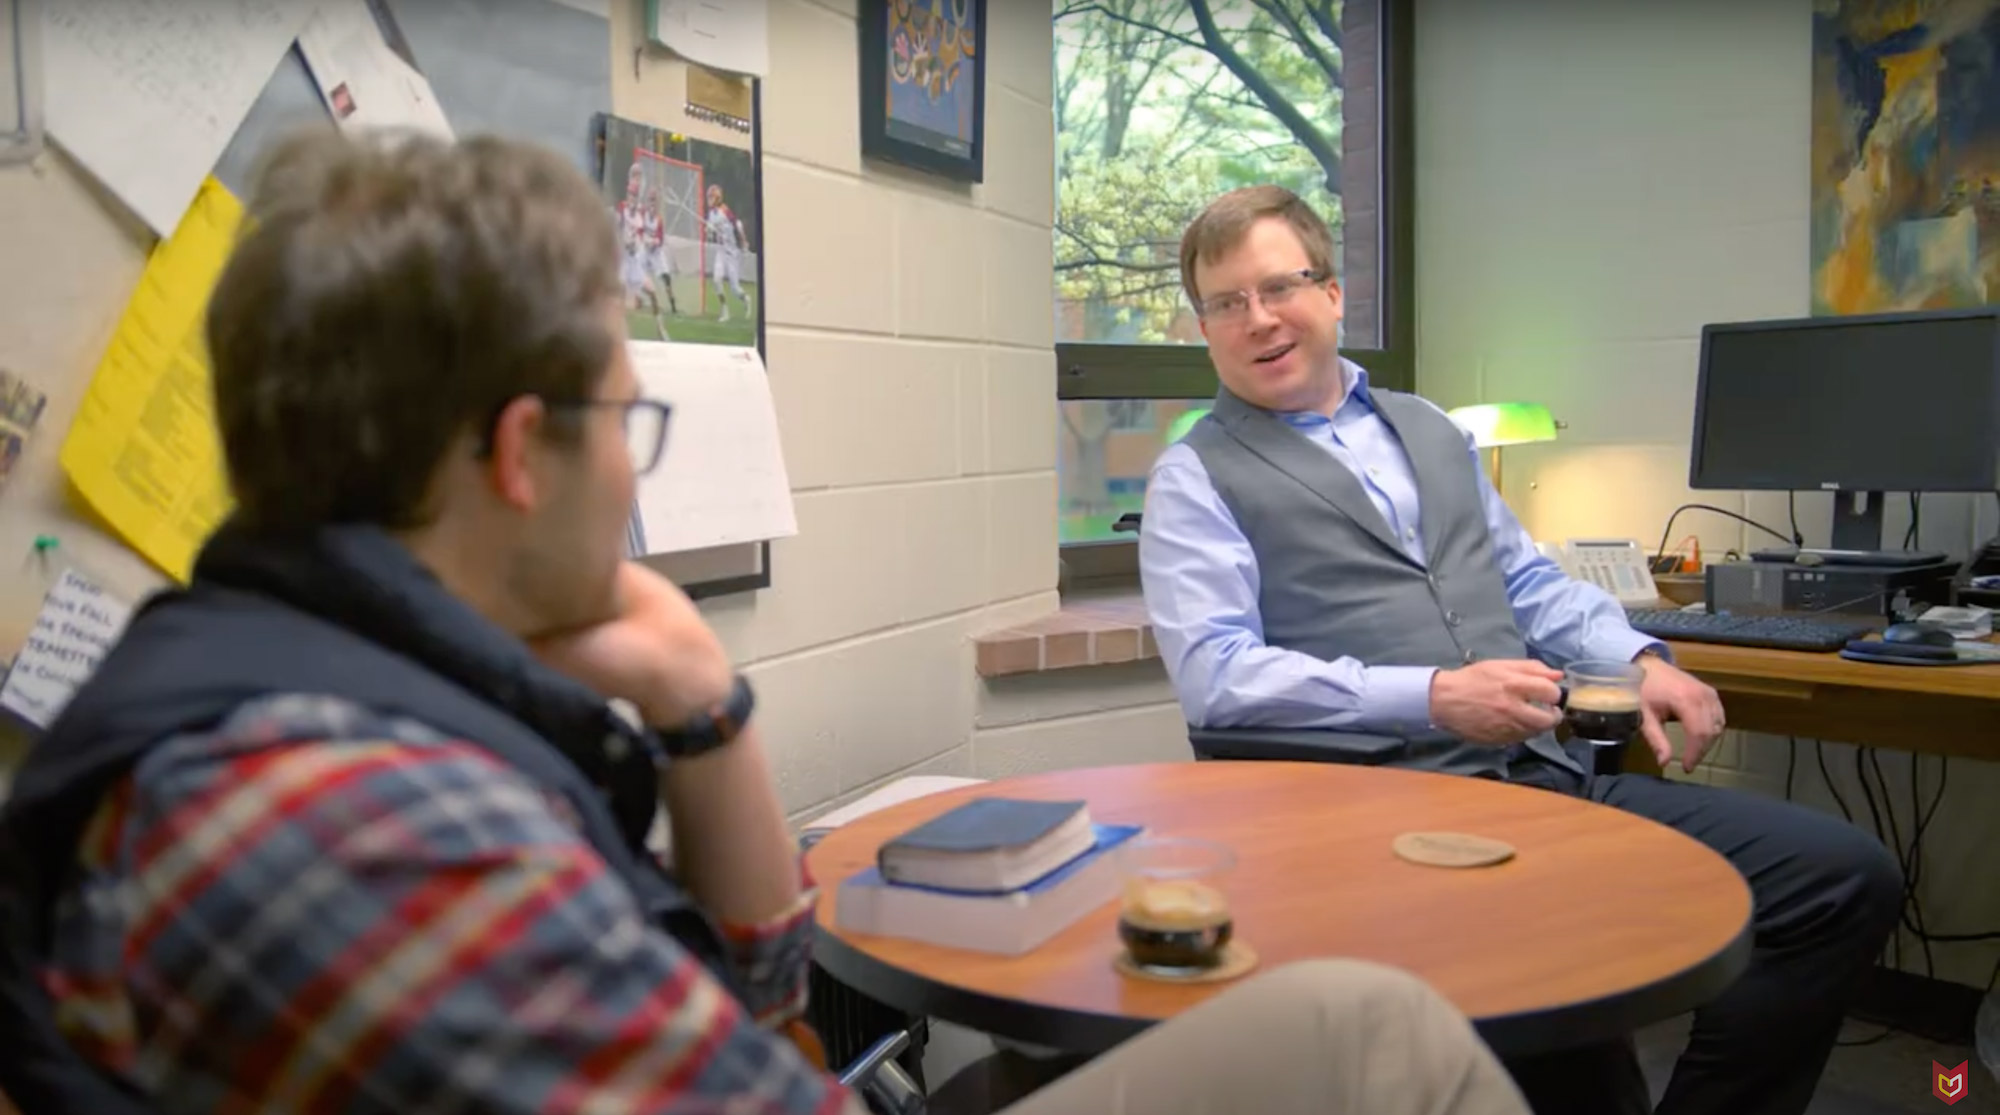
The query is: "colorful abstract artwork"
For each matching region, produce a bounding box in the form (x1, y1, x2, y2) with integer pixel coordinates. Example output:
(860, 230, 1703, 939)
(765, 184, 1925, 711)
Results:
(1812, 0, 2000, 315)
(885, 0, 979, 153)
(860, 0, 985, 181)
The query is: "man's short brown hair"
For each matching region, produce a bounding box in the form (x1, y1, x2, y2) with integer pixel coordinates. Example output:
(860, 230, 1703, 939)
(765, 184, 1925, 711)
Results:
(207, 129, 621, 532)
(1178, 185, 1336, 307)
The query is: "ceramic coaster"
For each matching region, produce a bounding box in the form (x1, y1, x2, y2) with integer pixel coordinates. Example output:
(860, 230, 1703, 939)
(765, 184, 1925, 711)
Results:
(1392, 831, 1516, 868)
(1113, 941, 1259, 984)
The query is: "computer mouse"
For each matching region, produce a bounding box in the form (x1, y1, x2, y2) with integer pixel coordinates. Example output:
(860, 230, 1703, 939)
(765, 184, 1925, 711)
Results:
(1883, 621, 1956, 648)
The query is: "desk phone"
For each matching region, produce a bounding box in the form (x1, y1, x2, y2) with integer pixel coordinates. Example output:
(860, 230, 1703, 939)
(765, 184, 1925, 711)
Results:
(1538, 538, 1662, 606)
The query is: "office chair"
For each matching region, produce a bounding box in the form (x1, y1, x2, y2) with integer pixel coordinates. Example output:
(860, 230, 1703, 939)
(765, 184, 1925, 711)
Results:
(1186, 726, 1418, 765)
(1188, 726, 1631, 775)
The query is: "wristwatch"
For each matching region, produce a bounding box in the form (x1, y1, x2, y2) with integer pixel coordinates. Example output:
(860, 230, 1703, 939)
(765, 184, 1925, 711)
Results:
(651, 673, 756, 759)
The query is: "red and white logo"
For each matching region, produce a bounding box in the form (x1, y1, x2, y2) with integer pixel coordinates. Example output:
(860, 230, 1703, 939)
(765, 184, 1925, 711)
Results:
(1934, 1059, 1967, 1106)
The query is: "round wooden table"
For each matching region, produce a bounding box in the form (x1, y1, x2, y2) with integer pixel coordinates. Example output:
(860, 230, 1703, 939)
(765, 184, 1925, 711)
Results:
(807, 762, 1752, 1059)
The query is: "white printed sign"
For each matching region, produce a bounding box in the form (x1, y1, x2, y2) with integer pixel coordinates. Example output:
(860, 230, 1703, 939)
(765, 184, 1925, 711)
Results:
(0, 568, 133, 728)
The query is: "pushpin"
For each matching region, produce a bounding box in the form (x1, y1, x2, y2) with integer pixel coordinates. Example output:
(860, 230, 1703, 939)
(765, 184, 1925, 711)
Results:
(32, 534, 58, 555)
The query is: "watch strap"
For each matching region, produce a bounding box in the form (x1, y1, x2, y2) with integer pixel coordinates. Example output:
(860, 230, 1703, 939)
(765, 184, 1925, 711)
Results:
(652, 673, 755, 759)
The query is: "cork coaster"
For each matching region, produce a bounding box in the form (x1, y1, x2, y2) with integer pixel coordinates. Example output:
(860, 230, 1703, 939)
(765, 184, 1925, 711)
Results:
(1113, 941, 1259, 984)
(1392, 831, 1516, 868)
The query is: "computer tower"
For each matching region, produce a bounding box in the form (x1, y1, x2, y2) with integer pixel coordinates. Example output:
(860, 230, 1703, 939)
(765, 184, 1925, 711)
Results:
(1706, 559, 1958, 622)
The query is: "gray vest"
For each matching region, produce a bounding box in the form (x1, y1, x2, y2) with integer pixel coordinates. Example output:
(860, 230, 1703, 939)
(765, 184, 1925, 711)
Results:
(1183, 386, 1580, 777)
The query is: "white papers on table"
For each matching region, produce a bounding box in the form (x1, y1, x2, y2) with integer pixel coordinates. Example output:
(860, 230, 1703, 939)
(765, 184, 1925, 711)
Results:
(41, 0, 315, 236)
(627, 342, 795, 555)
(296, 0, 451, 140)
(0, 568, 134, 729)
(647, 0, 767, 78)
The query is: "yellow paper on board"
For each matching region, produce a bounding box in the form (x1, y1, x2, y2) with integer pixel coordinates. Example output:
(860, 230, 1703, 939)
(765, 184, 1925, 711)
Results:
(60, 175, 242, 583)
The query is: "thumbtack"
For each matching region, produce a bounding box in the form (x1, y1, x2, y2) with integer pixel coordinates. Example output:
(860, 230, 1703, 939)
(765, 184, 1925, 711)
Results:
(32, 534, 58, 554)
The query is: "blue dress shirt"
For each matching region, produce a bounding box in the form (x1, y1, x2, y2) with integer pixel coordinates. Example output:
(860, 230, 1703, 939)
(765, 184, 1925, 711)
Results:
(1139, 359, 1661, 732)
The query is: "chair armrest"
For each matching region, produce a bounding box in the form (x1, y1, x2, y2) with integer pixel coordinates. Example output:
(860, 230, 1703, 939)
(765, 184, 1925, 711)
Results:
(1187, 725, 1420, 765)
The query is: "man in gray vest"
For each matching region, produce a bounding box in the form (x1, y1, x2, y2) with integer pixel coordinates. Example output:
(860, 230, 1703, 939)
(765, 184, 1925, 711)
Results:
(1140, 185, 1902, 1115)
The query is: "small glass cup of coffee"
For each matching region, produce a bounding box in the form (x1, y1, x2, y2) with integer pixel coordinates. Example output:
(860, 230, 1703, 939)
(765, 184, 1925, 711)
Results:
(1559, 659, 1645, 746)
(1117, 836, 1235, 975)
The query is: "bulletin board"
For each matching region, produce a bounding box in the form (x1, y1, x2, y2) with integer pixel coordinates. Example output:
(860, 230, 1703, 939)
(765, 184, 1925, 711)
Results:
(0, 0, 781, 755)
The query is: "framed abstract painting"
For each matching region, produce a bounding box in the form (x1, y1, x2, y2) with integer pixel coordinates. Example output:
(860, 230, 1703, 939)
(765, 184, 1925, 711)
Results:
(1812, 0, 2000, 314)
(859, 0, 986, 182)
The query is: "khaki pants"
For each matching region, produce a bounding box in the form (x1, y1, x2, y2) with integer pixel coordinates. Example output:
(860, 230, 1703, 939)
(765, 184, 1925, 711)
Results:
(992, 959, 1529, 1115)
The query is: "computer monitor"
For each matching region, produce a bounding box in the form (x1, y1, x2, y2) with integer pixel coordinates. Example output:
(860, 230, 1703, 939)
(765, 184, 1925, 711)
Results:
(1690, 308, 2000, 552)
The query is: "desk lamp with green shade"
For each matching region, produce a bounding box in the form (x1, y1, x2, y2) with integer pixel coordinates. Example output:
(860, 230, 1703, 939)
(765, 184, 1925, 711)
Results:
(1443, 402, 1560, 492)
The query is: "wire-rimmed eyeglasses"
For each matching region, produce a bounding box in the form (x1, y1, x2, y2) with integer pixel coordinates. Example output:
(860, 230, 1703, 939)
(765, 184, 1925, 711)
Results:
(1194, 268, 1328, 324)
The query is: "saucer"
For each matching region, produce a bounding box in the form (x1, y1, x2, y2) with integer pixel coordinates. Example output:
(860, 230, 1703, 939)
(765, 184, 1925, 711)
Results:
(1113, 941, 1259, 984)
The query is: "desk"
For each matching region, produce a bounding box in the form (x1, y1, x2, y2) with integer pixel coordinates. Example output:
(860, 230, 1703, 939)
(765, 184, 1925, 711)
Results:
(808, 762, 1751, 1059)
(1665, 639, 2000, 761)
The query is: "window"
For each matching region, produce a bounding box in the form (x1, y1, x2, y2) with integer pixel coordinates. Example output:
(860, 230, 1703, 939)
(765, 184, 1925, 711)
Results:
(1058, 398, 1212, 542)
(1052, 0, 1413, 547)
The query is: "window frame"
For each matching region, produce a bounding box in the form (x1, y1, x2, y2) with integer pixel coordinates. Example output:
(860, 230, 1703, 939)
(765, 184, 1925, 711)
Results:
(1054, 0, 1416, 575)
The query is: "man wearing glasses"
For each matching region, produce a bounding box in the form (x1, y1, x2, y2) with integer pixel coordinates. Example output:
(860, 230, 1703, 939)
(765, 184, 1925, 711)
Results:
(1141, 185, 1902, 1115)
(0, 137, 1533, 1115)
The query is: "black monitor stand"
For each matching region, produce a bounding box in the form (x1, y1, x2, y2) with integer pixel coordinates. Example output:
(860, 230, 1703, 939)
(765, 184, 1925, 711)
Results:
(1805, 490, 1948, 567)
(1751, 491, 1947, 567)
(1830, 490, 1886, 552)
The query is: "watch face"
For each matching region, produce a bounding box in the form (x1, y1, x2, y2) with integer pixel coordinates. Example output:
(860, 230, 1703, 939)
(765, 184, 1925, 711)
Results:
(709, 710, 739, 742)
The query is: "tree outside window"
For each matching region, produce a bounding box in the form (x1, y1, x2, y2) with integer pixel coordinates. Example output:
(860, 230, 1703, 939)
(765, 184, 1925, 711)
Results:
(1054, 0, 1392, 544)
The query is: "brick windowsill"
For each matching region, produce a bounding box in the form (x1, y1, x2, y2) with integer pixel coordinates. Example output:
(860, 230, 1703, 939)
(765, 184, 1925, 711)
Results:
(973, 591, 1161, 678)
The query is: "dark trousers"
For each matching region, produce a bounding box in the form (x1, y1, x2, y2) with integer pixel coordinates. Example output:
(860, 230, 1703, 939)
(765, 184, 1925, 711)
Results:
(1499, 753, 1902, 1115)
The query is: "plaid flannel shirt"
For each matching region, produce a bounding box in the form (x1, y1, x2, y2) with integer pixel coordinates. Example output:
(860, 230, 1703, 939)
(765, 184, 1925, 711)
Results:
(40, 693, 862, 1115)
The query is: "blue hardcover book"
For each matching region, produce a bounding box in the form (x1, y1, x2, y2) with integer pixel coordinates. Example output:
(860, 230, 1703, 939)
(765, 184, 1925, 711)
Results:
(876, 797, 1096, 893)
(837, 824, 1144, 955)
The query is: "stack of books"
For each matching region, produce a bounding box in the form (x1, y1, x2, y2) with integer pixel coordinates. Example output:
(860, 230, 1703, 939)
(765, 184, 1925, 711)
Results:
(835, 797, 1142, 955)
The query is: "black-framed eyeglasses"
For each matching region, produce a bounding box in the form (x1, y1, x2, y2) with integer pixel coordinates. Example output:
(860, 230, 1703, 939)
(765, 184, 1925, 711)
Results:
(546, 398, 673, 475)
(1194, 268, 1328, 323)
(479, 396, 674, 475)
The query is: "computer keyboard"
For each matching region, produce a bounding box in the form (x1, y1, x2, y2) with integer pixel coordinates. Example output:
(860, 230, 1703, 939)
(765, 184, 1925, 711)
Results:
(1624, 609, 1878, 652)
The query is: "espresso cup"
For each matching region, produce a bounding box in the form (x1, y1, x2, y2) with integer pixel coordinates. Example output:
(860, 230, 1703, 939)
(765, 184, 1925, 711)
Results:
(1116, 836, 1235, 974)
(1559, 659, 1645, 746)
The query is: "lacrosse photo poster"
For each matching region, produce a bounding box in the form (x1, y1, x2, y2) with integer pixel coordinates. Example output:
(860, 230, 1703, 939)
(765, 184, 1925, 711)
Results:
(593, 112, 762, 349)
